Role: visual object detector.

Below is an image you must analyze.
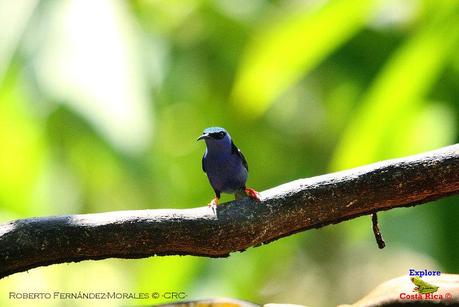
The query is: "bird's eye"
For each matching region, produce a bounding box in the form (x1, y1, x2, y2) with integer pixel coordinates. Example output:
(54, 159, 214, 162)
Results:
(219, 131, 225, 138)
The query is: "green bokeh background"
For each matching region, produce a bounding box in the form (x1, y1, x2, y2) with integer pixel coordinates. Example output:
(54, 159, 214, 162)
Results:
(0, 0, 458, 306)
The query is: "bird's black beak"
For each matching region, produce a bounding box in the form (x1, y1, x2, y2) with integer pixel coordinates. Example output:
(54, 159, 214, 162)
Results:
(197, 133, 210, 141)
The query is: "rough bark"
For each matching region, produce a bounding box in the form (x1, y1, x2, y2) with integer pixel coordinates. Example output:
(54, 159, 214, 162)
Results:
(1, 144, 459, 279)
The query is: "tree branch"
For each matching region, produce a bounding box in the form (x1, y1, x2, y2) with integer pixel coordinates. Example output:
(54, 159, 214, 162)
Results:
(1, 145, 459, 279)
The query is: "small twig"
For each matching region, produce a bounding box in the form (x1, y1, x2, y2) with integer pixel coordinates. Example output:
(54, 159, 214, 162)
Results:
(372, 213, 385, 249)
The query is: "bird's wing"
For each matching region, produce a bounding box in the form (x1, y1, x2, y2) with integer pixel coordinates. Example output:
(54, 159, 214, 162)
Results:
(202, 154, 206, 173)
(231, 141, 248, 172)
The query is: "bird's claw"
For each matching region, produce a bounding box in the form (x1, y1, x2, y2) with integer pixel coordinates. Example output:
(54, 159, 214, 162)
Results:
(245, 188, 261, 202)
(208, 197, 219, 209)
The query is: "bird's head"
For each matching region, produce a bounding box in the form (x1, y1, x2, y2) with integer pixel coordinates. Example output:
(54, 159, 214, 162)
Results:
(197, 127, 232, 150)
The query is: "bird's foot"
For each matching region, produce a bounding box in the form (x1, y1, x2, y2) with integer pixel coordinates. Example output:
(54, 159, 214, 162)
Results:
(208, 197, 219, 209)
(245, 188, 261, 202)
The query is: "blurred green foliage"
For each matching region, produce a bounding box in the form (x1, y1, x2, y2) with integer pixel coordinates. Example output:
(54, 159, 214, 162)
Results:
(0, 0, 458, 306)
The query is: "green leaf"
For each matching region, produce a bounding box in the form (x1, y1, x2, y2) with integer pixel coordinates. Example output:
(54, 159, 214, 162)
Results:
(0, 0, 38, 82)
(330, 6, 459, 171)
(231, 0, 375, 117)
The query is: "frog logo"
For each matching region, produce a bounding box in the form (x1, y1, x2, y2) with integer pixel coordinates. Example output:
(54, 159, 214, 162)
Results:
(411, 276, 439, 294)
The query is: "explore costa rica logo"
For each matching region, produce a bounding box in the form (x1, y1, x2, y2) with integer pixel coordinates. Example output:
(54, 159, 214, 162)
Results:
(399, 269, 453, 301)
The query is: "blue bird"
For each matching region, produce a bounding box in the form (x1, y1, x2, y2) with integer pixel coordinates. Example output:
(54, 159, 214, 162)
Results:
(197, 127, 260, 208)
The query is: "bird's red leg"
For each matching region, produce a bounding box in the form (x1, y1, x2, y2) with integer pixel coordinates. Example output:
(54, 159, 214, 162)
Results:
(245, 187, 261, 202)
(208, 195, 220, 208)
